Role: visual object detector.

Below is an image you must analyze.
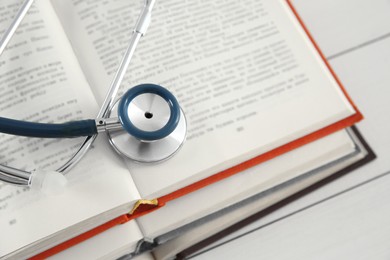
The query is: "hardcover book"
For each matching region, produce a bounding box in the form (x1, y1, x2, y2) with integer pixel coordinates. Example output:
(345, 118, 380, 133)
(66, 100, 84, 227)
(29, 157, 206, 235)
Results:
(0, 0, 364, 258)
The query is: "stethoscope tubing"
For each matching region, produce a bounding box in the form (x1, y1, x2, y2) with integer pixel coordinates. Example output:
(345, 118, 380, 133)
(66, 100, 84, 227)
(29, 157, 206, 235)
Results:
(0, 117, 97, 138)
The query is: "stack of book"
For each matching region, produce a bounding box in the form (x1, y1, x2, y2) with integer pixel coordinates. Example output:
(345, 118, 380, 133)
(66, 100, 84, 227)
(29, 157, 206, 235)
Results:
(0, 0, 374, 259)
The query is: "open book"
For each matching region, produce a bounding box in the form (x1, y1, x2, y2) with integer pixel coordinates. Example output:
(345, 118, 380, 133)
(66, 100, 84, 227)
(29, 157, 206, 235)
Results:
(0, 0, 362, 259)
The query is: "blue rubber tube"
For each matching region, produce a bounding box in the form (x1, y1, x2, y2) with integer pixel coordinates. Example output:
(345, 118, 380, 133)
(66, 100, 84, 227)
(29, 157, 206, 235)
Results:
(0, 117, 97, 138)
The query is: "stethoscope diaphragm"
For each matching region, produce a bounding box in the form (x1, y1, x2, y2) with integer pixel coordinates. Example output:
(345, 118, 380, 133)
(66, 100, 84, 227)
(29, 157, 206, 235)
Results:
(107, 84, 187, 163)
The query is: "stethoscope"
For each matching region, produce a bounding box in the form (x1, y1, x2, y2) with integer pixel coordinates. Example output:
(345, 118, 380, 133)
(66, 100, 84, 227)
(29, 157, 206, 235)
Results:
(0, 0, 187, 187)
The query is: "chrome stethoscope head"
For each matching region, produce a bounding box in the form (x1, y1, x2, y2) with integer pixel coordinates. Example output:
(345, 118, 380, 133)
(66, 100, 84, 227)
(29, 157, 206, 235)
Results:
(106, 84, 187, 163)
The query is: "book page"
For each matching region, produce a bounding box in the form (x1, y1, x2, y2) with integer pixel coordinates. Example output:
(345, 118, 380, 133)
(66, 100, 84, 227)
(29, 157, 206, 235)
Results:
(187, 1, 390, 259)
(52, 0, 357, 198)
(0, 1, 140, 258)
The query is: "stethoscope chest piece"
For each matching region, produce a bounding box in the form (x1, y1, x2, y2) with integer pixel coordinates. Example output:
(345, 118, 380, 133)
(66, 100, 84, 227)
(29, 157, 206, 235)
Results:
(107, 84, 187, 163)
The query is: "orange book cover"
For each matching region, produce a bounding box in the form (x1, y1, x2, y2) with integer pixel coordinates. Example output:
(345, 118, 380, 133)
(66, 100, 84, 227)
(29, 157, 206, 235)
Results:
(31, 1, 363, 259)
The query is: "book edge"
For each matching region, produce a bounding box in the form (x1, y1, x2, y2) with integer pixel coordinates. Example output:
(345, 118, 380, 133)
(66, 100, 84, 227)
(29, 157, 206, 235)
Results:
(175, 126, 376, 259)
